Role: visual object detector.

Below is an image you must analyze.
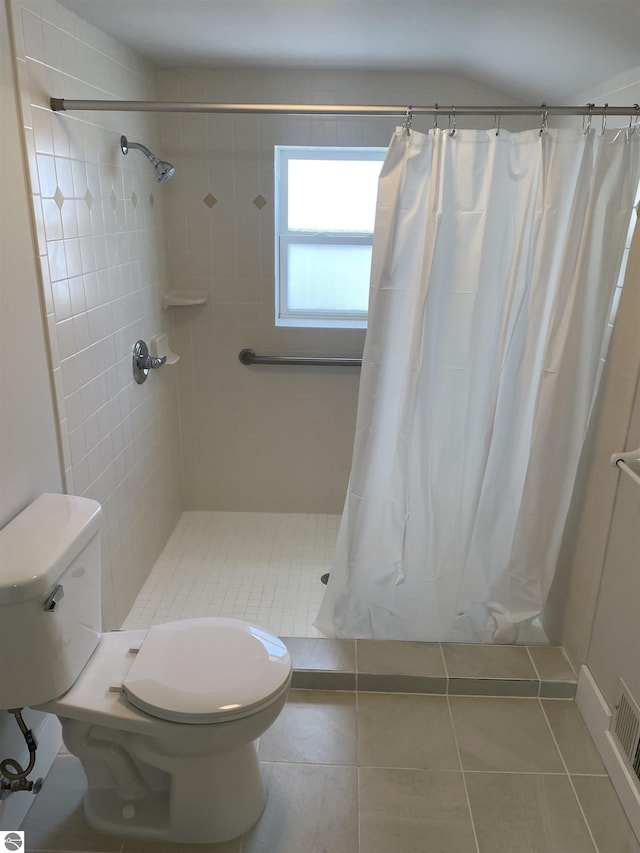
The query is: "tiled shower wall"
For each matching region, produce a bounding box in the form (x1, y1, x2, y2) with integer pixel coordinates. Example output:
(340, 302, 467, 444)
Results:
(157, 68, 529, 512)
(9, 0, 182, 628)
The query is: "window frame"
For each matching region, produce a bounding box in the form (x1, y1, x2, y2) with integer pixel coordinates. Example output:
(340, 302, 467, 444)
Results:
(274, 145, 386, 329)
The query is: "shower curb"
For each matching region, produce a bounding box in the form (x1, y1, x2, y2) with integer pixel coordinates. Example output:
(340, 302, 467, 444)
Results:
(281, 638, 577, 699)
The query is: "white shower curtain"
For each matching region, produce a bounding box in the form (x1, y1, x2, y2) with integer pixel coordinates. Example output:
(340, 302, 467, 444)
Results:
(316, 125, 640, 643)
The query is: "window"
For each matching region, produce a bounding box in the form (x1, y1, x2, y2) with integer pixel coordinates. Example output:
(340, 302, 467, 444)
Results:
(275, 146, 385, 328)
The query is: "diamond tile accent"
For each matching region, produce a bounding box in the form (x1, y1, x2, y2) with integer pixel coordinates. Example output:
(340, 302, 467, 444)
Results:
(149, 192, 155, 208)
(84, 189, 93, 209)
(109, 189, 117, 210)
(203, 193, 217, 209)
(54, 187, 64, 210)
(253, 194, 268, 210)
(131, 191, 138, 208)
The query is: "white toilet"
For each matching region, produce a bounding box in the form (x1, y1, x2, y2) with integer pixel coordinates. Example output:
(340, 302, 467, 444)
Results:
(0, 494, 291, 844)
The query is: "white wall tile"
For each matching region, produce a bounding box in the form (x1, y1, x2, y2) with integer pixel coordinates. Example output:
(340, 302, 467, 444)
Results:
(11, 0, 182, 628)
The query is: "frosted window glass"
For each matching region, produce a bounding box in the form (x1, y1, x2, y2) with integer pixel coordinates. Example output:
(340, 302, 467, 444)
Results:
(288, 160, 381, 232)
(287, 243, 371, 312)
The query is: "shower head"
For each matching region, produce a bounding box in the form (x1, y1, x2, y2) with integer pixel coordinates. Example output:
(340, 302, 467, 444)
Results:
(120, 135, 175, 183)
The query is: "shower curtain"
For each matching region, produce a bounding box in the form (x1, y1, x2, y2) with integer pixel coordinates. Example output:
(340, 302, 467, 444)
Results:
(316, 125, 640, 643)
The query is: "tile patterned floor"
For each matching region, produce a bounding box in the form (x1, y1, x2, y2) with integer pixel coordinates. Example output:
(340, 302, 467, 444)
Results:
(28, 510, 635, 851)
(121, 511, 339, 637)
(22, 692, 640, 852)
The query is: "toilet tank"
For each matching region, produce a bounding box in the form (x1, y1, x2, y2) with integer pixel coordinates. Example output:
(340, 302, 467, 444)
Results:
(0, 494, 102, 709)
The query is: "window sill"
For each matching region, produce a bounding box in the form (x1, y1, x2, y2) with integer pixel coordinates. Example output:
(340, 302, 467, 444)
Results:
(276, 317, 367, 330)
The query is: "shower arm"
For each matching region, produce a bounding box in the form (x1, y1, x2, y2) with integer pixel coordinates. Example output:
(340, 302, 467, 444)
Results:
(120, 136, 160, 166)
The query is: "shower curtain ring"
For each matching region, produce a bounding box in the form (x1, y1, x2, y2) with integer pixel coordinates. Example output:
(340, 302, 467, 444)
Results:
(539, 105, 549, 136)
(403, 106, 413, 136)
(495, 109, 502, 136)
(433, 103, 439, 130)
(584, 104, 594, 134)
(449, 107, 457, 137)
(601, 104, 609, 134)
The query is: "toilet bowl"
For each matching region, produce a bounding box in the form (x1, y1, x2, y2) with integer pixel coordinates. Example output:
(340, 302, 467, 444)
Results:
(0, 495, 292, 845)
(41, 619, 291, 844)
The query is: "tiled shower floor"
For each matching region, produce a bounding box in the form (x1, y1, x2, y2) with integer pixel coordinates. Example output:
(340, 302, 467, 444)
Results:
(122, 511, 340, 637)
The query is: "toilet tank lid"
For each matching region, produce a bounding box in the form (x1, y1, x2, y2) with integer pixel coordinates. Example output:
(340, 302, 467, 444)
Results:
(0, 494, 102, 605)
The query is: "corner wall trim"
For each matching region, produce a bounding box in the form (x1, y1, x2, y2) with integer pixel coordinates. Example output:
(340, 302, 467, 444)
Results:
(575, 665, 640, 842)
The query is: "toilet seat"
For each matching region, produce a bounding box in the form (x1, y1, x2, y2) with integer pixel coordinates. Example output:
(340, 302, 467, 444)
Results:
(122, 618, 291, 725)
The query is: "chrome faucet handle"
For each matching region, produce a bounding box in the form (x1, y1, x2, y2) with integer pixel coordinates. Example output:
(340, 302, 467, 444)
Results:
(143, 354, 167, 370)
(133, 340, 166, 384)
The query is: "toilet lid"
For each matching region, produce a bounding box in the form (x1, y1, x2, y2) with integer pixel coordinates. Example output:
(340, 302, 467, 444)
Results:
(122, 618, 291, 724)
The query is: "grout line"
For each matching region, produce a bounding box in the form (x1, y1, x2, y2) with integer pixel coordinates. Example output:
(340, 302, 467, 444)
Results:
(538, 697, 600, 853)
(354, 686, 361, 853)
(525, 646, 543, 698)
(446, 693, 480, 853)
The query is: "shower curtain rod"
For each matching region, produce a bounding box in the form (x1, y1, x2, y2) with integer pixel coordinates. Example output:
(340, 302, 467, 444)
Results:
(49, 99, 640, 118)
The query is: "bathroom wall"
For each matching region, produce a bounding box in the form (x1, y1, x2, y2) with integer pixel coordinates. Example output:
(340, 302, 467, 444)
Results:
(547, 67, 640, 674)
(0, 1, 63, 829)
(9, 0, 183, 628)
(158, 68, 529, 512)
(587, 373, 640, 708)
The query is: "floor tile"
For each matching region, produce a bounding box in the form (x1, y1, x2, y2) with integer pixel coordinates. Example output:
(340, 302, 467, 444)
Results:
(359, 767, 476, 853)
(449, 697, 564, 772)
(572, 775, 640, 853)
(121, 511, 339, 637)
(357, 693, 460, 770)
(20, 754, 121, 852)
(527, 646, 576, 682)
(443, 643, 538, 680)
(357, 639, 446, 676)
(258, 690, 357, 765)
(540, 700, 606, 774)
(282, 637, 356, 671)
(466, 772, 596, 852)
(242, 762, 358, 853)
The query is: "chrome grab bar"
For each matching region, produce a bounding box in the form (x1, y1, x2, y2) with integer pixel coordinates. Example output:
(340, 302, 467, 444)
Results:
(239, 348, 362, 367)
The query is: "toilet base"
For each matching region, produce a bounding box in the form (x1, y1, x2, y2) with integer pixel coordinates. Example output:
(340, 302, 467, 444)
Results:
(78, 736, 267, 844)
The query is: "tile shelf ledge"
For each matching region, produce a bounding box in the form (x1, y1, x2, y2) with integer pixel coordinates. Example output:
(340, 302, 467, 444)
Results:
(163, 290, 208, 308)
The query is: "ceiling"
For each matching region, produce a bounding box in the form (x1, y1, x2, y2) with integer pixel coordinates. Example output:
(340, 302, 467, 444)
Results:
(60, 0, 640, 102)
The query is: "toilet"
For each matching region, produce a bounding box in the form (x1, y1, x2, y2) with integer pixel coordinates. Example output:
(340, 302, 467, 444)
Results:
(0, 494, 291, 844)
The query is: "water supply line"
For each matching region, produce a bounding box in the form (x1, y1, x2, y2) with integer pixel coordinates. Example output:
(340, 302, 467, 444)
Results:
(0, 709, 43, 798)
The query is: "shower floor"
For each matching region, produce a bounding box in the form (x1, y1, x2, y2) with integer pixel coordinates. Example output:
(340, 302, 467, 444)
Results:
(121, 511, 340, 637)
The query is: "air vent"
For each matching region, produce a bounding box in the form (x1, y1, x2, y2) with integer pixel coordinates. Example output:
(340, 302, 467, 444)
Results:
(612, 680, 640, 786)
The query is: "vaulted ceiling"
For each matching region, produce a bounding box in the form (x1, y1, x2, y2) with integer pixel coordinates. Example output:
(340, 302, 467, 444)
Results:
(60, 0, 640, 102)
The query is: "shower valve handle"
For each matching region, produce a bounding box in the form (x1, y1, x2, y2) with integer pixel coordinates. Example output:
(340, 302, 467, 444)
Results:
(139, 354, 166, 370)
(133, 340, 166, 384)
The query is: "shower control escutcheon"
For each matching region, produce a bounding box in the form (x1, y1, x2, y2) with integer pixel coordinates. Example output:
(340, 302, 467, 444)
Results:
(133, 340, 166, 384)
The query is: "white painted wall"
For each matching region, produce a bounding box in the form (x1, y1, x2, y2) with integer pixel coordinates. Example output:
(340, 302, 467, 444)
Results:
(0, 0, 63, 830)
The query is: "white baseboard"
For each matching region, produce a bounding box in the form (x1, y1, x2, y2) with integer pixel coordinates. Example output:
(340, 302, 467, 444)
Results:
(575, 665, 640, 842)
(0, 714, 62, 831)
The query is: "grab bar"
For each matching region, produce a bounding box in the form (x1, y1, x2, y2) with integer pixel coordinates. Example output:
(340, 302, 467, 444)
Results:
(239, 348, 362, 367)
(611, 448, 640, 488)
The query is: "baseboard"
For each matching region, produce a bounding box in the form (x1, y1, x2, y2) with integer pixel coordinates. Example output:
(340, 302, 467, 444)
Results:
(575, 665, 640, 842)
(0, 714, 62, 831)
